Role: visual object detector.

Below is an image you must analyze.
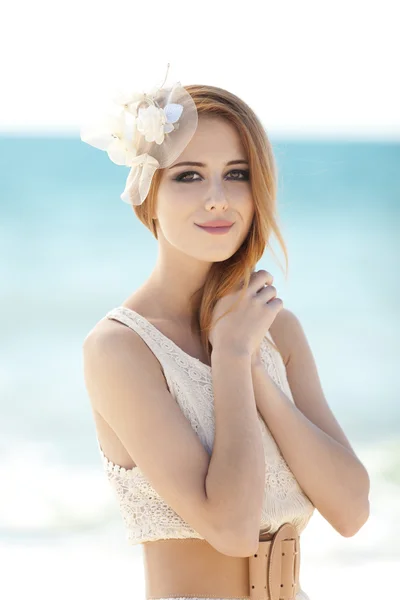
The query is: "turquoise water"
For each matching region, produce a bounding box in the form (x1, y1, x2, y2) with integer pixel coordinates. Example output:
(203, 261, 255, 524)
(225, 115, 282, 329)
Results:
(0, 135, 399, 555)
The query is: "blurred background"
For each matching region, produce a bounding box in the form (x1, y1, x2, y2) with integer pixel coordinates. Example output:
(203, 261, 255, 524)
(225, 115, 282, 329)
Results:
(0, 0, 399, 598)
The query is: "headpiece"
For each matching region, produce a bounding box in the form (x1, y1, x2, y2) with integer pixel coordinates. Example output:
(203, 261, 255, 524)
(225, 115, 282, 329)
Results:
(80, 64, 198, 206)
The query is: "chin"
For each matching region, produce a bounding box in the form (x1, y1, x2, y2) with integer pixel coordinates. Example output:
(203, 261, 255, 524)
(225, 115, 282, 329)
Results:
(204, 250, 238, 263)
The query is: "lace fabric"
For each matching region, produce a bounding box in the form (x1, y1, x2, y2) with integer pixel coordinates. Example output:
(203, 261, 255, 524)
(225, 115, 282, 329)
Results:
(96, 306, 315, 600)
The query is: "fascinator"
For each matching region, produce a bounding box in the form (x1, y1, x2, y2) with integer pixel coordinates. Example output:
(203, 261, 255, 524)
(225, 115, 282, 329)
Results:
(80, 64, 198, 206)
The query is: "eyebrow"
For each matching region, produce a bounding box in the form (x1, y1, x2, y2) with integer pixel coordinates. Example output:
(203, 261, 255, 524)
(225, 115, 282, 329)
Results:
(169, 159, 249, 170)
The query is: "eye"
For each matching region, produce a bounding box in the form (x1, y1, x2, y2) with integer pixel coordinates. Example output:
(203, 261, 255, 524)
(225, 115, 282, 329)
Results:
(229, 169, 250, 181)
(174, 171, 201, 183)
(174, 169, 250, 183)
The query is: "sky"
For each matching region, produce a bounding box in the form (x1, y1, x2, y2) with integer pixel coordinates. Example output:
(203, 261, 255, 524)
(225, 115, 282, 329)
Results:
(1, 0, 399, 139)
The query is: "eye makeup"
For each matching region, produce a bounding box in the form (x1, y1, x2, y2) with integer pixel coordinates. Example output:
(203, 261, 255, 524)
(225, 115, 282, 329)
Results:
(173, 169, 250, 183)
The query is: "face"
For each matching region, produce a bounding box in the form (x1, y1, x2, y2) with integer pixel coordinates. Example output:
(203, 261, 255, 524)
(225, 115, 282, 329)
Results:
(153, 116, 255, 263)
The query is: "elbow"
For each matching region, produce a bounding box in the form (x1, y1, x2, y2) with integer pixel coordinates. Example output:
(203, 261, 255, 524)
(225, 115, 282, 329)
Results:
(213, 520, 260, 557)
(209, 519, 259, 557)
(338, 501, 370, 538)
(217, 532, 259, 557)
(232, 531, 260, 557)
(206, 498, 263, 557)
(337, 468, 371, 538)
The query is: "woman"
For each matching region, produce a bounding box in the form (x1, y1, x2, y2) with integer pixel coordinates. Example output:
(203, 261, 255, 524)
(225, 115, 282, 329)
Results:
(81, 69, 370, 600)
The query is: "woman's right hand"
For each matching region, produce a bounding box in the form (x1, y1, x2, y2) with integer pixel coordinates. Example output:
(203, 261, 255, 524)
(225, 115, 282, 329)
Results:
(209, 270, 283, 356)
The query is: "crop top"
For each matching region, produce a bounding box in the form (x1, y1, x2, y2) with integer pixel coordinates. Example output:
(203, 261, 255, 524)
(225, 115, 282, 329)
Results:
(95, 306, 315, 599)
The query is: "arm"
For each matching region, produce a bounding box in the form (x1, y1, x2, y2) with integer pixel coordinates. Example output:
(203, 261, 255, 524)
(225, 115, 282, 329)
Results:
(207, 345, 266, 554)
(251, 309, 370, 537)
(83, 323, 263, 557)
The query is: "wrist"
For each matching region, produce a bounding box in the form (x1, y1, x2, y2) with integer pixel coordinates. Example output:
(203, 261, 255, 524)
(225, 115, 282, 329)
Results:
(251, 349, 263, 369)
(211, 343, 252, 362)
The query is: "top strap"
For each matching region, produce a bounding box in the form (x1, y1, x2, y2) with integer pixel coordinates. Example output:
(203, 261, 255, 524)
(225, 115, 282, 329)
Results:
(105, 306, 175, 371)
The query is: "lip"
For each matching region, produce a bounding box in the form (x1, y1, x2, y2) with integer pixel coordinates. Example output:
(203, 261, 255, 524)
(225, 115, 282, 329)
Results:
(195, 223, 234, 235)
(196, 220, 234, 227)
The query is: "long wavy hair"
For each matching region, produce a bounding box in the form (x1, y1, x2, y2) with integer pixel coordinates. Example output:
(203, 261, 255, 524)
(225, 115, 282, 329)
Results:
(132, 84, 289, 364)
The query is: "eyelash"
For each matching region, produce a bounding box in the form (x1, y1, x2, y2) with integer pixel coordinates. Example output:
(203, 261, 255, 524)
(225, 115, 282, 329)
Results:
(174, 169, 250, 183)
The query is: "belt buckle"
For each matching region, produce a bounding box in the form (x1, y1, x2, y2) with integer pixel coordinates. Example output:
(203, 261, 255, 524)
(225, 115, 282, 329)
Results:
(249, 523, 300, 600)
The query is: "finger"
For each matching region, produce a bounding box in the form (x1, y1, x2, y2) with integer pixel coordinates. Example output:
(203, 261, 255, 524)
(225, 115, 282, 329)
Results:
(238, 270, 273, 291)
(249, 271, 273, 292)
(258, 285, 277, 301)
(252, 270, 273, 284)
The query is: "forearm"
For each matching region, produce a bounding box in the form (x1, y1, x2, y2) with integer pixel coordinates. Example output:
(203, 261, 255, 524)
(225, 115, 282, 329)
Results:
(251, 361, 370, 536)
(206, 347, 265, 547)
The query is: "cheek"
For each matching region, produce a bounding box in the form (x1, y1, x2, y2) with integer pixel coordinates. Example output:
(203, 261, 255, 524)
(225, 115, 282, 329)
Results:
(242, 196, 256, 229)
(232, 187, 254, 216)
(157, 183, 200, 213)
(154, 201, 193, 240)
(172, 185, 201, 202)
(228, 182, 253, 202)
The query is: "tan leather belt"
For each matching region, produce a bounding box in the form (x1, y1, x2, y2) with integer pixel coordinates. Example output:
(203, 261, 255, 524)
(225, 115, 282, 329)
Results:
(143, 522, 300, 600)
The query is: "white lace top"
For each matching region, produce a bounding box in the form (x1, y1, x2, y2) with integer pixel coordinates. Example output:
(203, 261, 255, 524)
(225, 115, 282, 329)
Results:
(96, 306, 315, 600)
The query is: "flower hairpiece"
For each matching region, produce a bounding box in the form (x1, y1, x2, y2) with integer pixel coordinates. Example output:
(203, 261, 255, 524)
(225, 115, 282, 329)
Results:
(80, 65, 198, 205)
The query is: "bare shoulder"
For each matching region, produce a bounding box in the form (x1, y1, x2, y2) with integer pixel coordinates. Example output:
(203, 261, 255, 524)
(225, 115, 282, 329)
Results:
(83, 313, 165, 378)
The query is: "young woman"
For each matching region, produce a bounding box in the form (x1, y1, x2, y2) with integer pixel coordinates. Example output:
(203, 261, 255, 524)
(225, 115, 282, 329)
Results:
(81, 72, 370, 600)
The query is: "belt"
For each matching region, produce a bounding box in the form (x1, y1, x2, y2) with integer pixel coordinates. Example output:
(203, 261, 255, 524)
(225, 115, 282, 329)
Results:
(143, 522, 301, 600)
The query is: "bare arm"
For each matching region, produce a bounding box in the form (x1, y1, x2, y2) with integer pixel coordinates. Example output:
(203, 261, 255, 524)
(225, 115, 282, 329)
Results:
(251, 309, 370, 537)
(206, 346, 266, 554)
(83, 323, 264, 557)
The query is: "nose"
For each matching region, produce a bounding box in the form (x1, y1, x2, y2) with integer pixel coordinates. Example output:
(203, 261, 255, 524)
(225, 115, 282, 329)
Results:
(205, 178, 229, 208)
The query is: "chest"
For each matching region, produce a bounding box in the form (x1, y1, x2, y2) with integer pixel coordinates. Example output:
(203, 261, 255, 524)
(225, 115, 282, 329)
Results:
(149, 319, 212, 367)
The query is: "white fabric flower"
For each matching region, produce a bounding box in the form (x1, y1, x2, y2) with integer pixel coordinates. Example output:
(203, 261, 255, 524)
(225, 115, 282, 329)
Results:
(80, 109, 137, 167)
(136, 102, 183, 144)
(113, 90, 148, 118)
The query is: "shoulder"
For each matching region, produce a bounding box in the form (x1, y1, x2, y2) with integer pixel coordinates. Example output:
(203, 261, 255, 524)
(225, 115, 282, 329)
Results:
(82, 314, 163, 377)
(268, 307, 302, 367)
(82, 315, 127, 354)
